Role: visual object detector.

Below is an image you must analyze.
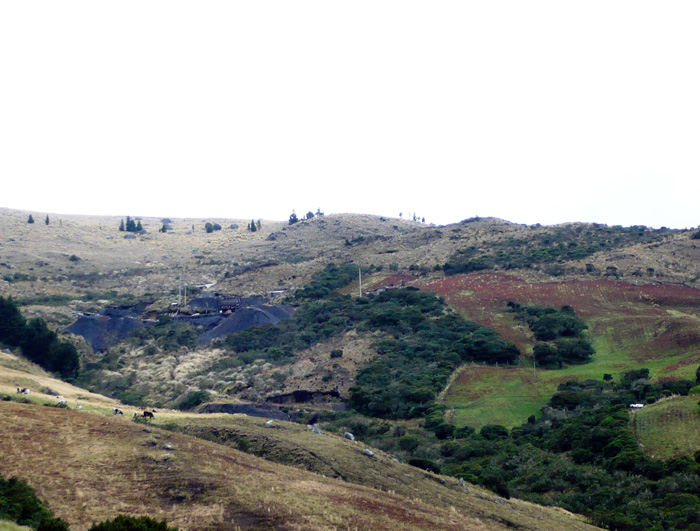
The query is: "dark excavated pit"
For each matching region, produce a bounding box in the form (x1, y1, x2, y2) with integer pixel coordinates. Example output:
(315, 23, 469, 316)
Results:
(266, 389, 342, 404)
(65, 297, 294, 352)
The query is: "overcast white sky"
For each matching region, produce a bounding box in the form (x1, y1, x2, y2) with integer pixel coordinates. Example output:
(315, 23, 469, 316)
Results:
(1, 2, 699, 228)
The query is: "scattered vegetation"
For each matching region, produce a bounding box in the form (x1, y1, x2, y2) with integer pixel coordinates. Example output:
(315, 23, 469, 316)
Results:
(443, 224, 675, 274)
(288, 209, 323, 225)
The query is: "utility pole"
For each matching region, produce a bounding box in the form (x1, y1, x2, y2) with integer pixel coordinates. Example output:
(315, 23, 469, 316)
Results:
(358, 266, 362, 297)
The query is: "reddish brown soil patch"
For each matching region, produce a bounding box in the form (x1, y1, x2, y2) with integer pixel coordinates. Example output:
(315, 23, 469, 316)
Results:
(420, 273, 700, 358)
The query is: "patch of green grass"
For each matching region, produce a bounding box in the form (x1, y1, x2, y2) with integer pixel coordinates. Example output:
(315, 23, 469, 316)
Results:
(632, 395, 700, 459)
(444, 330, 700, 429)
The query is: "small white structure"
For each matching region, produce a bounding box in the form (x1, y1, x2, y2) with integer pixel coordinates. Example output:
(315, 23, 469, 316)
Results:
(629, 403, 645, 409)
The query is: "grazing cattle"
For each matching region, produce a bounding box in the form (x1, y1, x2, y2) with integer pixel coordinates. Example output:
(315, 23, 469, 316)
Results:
(133, 412, 142, 419)
(16, 387, 30, 394)
(113, 408, 124, 416)
(56, 399, 68, 406)
(142, 411, 155, 419)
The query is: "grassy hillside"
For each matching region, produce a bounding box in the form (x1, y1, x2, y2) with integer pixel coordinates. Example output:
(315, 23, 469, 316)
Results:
(4, 206, 700, 529)
(632, 395, 700, 460)
(0, 356, 601, 531)
(423, 273, 700, 428)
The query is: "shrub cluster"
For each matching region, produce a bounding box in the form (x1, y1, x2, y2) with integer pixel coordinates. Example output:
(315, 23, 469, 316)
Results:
(0, 296, 79, 378)
(507, 302, 595, 368)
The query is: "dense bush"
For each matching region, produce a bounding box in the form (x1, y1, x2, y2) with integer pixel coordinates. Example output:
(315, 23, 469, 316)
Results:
(0, 475, 55, 528)
(177, 390, 210, 411)
(508, 303, 594, 368)
(0, 296, 80, 378)
(88, 515, 180, 531)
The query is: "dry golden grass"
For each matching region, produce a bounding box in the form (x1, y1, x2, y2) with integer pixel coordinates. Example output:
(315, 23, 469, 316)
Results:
(0, 400, 602, 531)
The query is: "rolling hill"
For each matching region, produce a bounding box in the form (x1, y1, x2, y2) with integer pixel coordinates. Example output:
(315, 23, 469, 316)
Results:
(0, 353, 600, 531)
(3, 205, 700, 529)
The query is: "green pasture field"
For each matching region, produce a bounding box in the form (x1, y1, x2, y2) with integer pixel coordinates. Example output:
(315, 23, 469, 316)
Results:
(631, 395, 700, 460)
(443, 326, 700, 430)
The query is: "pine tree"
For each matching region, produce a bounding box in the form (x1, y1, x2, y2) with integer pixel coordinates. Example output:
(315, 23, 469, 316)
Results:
(250, 219, 257, 232)
(289, 210, 299, 225)
(119, 219, 125, 231)
(256, 219, 262, 231)
(136, 220, 143, 232)
(45, 215, 50, 225)
(27, 214, 34, 224)
(125, 216, 137, 232)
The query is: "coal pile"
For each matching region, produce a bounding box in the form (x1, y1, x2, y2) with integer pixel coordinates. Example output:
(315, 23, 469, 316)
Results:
(65, 311, 145, 352)
(196, 305, 294, 344)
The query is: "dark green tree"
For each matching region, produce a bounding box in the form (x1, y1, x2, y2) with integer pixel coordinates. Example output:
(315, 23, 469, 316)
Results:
(534, 342, 561, 368)
(125, 216, 137, 232)
(205, 222, 214, 233)
(0, 296, 27, 345)
(27, 215, 34, 224)
(249, 219, 257, 232)
(88, 515, 180, 531)
(555, 338, 595, 364)
(45, 215, 50, 225)
(119, 219, 125, 231)
(0, 476, 53, 528)
(305, 211, 315, 220)
(37, 517, 70, 531)
(288, 210, 299, 225)
(136, 220, 143, 232)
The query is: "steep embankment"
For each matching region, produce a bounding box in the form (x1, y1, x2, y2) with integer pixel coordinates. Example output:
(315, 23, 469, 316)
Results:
(0, 402, 601, 531)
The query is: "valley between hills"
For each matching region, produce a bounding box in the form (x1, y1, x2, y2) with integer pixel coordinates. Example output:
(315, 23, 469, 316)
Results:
(2, 206, 700, 530)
